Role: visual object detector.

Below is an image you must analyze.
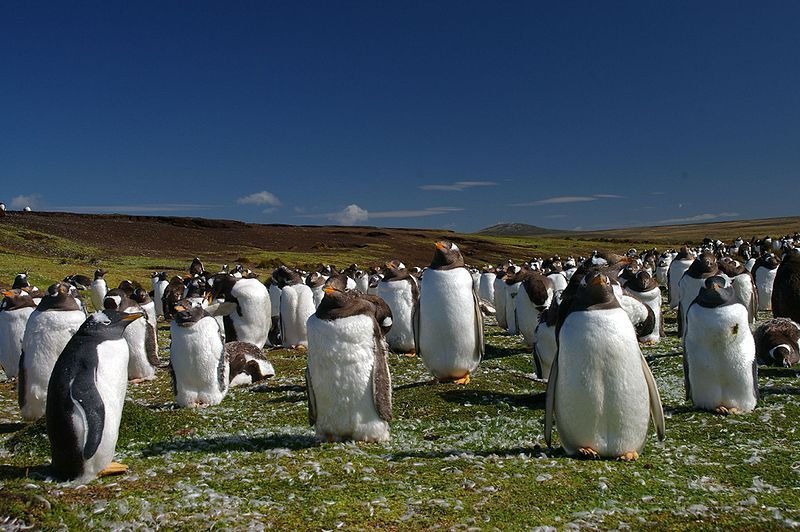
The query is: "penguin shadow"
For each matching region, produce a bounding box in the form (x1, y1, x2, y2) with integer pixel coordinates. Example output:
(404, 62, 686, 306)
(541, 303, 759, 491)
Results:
(253, 384, 308, 404)
(758, 367, 800, 379)
(387, 444, 565, 461)
(662, 404, 697, 416)
(140, 432, 319, 457)
(0, 464, 50, 481)
(759, 385, 800, 397)
(0, 422, 27, 434)
(439, 389, 546, 410)
(482, 343, 525, 361)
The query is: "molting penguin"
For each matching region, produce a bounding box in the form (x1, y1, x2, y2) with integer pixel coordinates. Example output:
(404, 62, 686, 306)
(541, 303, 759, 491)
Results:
(18, 283, 87, 421)
(752, 253, 781, 311)
(515, 271, 554, 347)
(683, 275, 757, 414)
(771, 249, 800, 323)
(169, 300, 234, 408)
(189, 257, 205, 277)
(46, 310, 142, 481)
(306, 279, 392, 442)
(753, 318, 800, 368)
(89, 269, 108, 311)
(273, 266, 315, 349)
(376, 259, 418, 354)
(677, 251, 718, 337)
(208, 274, 271, 348)
(306, 271, 326, 308)
(104, 288, 158, 382)
(623, 271, 663, 344)
(226, 341, 275, 386)
(151, 272, 169, 318)
(0, 289, 37, 379)
(667, 246, 695, 309)
(413, 241, 484, 384)
(717, 257, 758, 325)
(161, 275, 186, 321)
(545, 269, 665, 460)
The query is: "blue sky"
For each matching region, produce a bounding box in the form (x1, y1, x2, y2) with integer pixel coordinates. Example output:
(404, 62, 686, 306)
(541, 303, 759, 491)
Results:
(2, 2, 799, 231)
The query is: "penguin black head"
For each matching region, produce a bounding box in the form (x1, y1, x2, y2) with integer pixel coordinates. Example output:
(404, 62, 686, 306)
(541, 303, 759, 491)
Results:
(272, 266, 301, 288)
(94, 269, 106, 280)
(172, 300, 206, 326)
(760, 253, 781, 270)
(189, 257, 205, 276)
(79, 310, 143, 339)
(430, 240, 464, 269)
(382, 259, 407, 281)
(305, 271, 325, 288)
(184, 276, 207, 298)
(104, 288, 135, 311)
(207, 273, 236, 302)
(1, 289, 37, 311)
(37, 282, 82, 312)
(151, 271, 168, 282)
(575, 270, 616, 308)
(117, 280, 141, 297)
(694, 275, 735, 308)
(131, 288, 151, 305)
(626, 270, 658, 293)
(717, 257, 745, 277)
(12, 273, 30, 290)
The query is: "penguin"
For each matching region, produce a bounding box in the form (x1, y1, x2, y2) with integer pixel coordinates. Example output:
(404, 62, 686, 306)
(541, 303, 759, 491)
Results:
(63, 274, 93, 291)
(306, 280, 392, 442)
(12, 272, 35, 291)
(752, 253, 781, 311)
(104, 288, 158, 382)
(376, 259, 418, 354)
(161, 276, 186, 321)
(771, 249, 800, 323)
(515, 271, 554, 347)
(227, 341, 275, 386)
(354, 269, 370, 293)
(306, 271, 326, 308)
(89, 269, 108, 311)
(46, 310, 142, 481)
(717, 257, 758, 325)
(492, 266, 508, 330)
(413, 241, 484, 384)
(544, 269, 664, 460)
(265, 277, 282, 346)
(503, 268, 523, 335)
(189, 257, 205, 277)
(131, 288, 159, 362)
(169, 300, 234, 408)
(623, 271, 663, 344)
(677, 252, 718, 337)
(18, 283, 87, 420)
(667, 246, 695, 309)
(151, 272, 169, 318)
(683, 275, 758, 414)
(753, 318, 800, 368)
(273, 266, 316, 349)
(0, 289, 37, 379)
(207, 274, 271, 348)
(655, 252, 673, 287)
(478, 267, 496, 306)
(532, 298, 559, 380)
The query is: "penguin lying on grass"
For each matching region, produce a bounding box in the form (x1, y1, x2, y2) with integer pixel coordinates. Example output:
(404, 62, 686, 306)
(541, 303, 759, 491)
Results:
(46, 310, 142, 482)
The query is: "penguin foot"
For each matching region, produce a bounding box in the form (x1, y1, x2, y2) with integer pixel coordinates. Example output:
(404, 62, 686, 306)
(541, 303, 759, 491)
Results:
(617, 451, 639, 462)
(97, 462, 128, 477)
(129, 377, 154, 385)
(292, 344, 308, 352)
(575, 447, 600, 460)
(403, 351, 417, 358)
(452, 373, 471, 385)
(714, 406, 740, 415)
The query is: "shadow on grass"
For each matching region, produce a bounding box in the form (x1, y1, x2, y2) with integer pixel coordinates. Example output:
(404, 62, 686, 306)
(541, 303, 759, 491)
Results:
(386, 444, 566, 461)
(439, 389, 546, 409)
(140, 432, 319, 457)
(760, 385, 800, 397)
(759, 367, 800, 378)
(0, 422, 27, 435)
(394, 379, 436, 391)
(483, 342, 526, 361)
(0, 464, 50, 481)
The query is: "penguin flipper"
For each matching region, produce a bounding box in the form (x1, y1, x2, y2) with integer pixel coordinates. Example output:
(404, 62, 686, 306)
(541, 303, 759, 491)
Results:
(752, 357, 760, 401)
(472, 290, 485, 362)
(372, 336, 392, 422)
(640, 353, 665, 441)
(305, 366, 317, 426)
(17, 350, 26, 409)
(544, 352, 559, 448)
(145, 322, 159, 366)
(70, 374, 105, 459)
(411, 298, 421, 358)
(682, 314, 692, 401)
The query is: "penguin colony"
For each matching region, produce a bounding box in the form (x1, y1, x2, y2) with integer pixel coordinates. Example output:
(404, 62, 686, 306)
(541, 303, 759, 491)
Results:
(1, 231, 800, 481)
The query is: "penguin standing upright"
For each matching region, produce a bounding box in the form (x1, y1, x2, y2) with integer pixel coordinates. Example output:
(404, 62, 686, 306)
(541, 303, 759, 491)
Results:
(306, 278, 392, 442)
(478, 267, 496, 306)
(753, 253, 781, 311)
(771, 249, 800, 322)
(545, 269, 665, 460)
(151, 272, 169, 318)
(503, 267, 523, 335)
(515, 271, 554, 347)
(624, 271, 663, 344)
(19, 283, 87, 421)
(678, 252, 718, 337)
(376, 259, 418, 354)
(169, 300, 234, 408)
(131, 288, 159, 362)
(0, 289, 37, 379)
(683, 275, 758, 414)
(717, 257, 758, 325)
(413, 241, 484, 384)
(306, 272, 326, 308)
(46, 310, 142, 481)
(104, 288, 158, 382)
(667, 246, 695, 309)
(273, 266, 316, 349)
(492, 266, 508, 329)
(89, 269, 108, 311)
(207, 274, 271, 348)
(655, 252, 673, 287)
(265, 278, 283, 346)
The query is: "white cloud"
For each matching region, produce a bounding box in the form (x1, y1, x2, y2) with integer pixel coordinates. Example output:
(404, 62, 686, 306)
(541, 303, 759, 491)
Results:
(11, 194, 42, 210)
(330, 204, 369, 225)
(655, 212, 739, 225)
(511, 194, 624, 207)
(237, 191, 282, 206)
(370, 207, 463, 218)
(419, 181, 497, 191)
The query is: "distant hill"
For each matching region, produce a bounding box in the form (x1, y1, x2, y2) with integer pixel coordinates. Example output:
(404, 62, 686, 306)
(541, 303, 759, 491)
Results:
(476, 223, 565, 237)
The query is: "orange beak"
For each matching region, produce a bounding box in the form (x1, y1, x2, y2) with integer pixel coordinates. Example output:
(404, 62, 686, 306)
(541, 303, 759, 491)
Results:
(2, 291, 14, 297)
(435, 241, 447, 250)
(122, 312, 144, 321)
(591, 275, 607, 286)
(174, 305, 186, 313)
(323, 286, 336, 295)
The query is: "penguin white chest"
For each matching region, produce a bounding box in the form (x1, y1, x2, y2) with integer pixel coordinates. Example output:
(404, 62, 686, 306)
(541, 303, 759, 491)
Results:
(230, 279, 271, 348)
(280, 285, 315, 348)
(0, 307, 35, 378)
(377, 280, 415, 353)
(170, 318, 228, 407)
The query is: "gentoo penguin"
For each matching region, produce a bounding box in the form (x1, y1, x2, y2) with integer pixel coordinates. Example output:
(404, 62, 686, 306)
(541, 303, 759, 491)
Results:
(12, 272, 35, 291)
(189, 257, 205, 277)
(89, 269, 108, 311)
(667, 246, 695, 309)
(0, 289, 37, 379)
(503, 268, 524, 335)
(413, 241, 484, 384)
(753, 318, 800, 367)
(677, 252, 718, 337)
(46, 310, 142, 481)
(273, 266, 315, 349)
(265, 278, 282, 346)
(492, 266, 509, 329)
(771, 249, 800, 323)
(169, 300, 234, 408)
(18, 283, 87, 421)
(151, 272, 169, 318)
(227, 341, 275, 386)
(655, 252, 673, 287)
(515, 271, 554, 347)
(208, 274, 271, 348)
(63, 273, 93, 291)
(306, 271, 326, 308)
(306, 280, 392, 442)
(161, 276, 186, 321)
(104, 288, 158, 382)
(717, 257, 758, 325)
(545, 269, 665, 460)
(683, 275, 758, 414)
(752, 253, 781, 311)
(478, 267, 496, 305)
(131, 288, 159, 362)
(624, 271, 663, 344)
(376, 259, 418, 354)
(532, 299, 559, 380)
